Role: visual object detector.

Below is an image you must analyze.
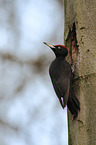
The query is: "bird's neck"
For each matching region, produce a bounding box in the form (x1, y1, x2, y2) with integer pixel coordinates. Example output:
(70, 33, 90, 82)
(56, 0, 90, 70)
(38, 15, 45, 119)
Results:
(56, 56, 65, 59)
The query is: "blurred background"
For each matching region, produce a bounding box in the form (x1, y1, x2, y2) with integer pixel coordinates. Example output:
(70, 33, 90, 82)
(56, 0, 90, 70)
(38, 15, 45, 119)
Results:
(0, 0, 68, 145)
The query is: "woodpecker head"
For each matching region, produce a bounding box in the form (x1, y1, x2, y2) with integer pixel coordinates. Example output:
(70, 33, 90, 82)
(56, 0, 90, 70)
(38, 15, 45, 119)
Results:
(43, 42, 68, 58)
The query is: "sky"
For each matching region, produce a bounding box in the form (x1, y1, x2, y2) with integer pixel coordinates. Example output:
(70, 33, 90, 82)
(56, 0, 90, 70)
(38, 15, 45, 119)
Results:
(0, 0, 68, 145)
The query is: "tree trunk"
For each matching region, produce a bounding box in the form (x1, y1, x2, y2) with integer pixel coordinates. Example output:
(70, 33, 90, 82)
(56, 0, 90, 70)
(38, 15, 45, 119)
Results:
(64, 0, 96, 144)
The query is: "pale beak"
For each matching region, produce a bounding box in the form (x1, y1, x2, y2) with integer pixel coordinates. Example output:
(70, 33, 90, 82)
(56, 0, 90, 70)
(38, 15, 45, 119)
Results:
(43, 42, 55, 49)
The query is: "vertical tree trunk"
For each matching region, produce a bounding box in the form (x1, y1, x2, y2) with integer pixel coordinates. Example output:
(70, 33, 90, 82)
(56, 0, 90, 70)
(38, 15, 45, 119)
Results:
(64, 0, 96, 144)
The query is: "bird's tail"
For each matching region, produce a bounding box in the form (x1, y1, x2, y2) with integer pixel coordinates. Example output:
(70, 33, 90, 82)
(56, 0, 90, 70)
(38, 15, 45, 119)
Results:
(67, 91, 80, 120)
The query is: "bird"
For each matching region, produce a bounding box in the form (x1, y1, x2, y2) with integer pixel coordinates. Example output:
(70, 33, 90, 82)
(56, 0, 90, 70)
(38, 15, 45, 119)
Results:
(43, 42, 80, 120)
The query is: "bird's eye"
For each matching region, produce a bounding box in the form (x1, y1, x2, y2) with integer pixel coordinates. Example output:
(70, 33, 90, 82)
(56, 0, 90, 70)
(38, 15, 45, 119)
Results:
(58, 46, 60, 49)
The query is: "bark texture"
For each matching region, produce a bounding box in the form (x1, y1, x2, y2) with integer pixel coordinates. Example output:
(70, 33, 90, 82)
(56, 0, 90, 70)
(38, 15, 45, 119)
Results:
(64, 0, 96, 144)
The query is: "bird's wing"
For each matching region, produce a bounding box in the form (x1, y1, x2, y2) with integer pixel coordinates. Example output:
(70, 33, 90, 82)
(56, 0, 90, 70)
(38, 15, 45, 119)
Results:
(59, 78, 70, 107)
(51, 77, 70, 108)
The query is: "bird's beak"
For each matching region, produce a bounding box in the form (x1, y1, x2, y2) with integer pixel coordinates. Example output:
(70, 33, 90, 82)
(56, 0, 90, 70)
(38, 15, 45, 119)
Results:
(43, 42, 55, 49)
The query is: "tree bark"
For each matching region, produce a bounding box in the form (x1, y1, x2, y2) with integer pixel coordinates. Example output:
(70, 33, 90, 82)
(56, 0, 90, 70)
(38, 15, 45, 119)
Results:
(64, 0, 96, 144)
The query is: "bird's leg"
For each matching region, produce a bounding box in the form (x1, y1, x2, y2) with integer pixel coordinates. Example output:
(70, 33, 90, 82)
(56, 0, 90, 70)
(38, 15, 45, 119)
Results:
(71, 62, 76, 73)
(71, 62, 78, 80)
(71, 63, 75, 82)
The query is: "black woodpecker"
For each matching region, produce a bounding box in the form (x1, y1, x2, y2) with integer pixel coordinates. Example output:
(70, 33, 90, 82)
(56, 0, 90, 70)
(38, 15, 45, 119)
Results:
(43, 42, 80, 120)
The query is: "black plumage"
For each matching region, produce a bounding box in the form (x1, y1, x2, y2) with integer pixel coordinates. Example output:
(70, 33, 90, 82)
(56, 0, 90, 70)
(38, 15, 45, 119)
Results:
(43, 42, 80, 120)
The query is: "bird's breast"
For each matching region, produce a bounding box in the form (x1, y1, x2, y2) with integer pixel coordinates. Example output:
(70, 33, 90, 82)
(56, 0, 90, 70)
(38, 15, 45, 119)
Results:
(49, 59, 63, 79)
(49, 58, 72, 80)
